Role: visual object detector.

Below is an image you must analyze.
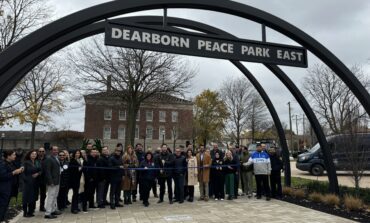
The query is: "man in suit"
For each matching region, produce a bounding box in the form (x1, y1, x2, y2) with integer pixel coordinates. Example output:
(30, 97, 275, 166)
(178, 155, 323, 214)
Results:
(44, 146, 62, 219)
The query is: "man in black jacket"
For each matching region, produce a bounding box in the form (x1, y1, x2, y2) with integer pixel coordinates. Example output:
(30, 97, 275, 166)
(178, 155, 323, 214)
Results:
(154, 144, 175, 204)
(108, 148, 124, 209)
(83, 149, 98, 210)
(44, 146, 61, 219)
(96, 147, 110, 208)
(173, 148, 187, 203)
(37, 147, 47, 212)
(268, 147, 283, 198)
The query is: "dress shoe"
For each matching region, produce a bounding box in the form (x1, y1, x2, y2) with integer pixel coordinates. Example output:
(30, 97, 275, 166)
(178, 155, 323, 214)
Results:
(110, 206, 116, 210)
(266, 197, 271, 201)
(71, 210, 78, 214)
(179, 200, 184, 204)
(157, 200, 163, 204)
(51, 211, 62, 215)
(44, 215, 57, 219)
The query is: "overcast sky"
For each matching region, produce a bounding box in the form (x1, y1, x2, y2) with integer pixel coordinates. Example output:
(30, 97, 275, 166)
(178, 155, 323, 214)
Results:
(2, 0, 370, 134)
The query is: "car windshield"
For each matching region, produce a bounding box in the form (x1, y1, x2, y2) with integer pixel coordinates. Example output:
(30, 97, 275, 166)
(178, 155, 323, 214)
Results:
(308, 143, 320, 153)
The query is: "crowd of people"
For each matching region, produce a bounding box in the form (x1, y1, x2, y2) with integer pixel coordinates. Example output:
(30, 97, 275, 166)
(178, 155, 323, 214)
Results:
(0, 142, 283, 221)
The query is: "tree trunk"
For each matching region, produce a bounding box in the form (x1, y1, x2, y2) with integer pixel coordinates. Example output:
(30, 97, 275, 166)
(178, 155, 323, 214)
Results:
(125, 100, 139, 150)
(30, 122, 36, 149)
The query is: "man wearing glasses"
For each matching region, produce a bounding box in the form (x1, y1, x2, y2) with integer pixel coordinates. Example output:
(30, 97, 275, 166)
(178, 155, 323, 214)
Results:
(37, 148, 47, 212)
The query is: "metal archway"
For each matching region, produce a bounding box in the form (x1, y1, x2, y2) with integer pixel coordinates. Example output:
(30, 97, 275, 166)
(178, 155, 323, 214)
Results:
(1, 0, 368, 193)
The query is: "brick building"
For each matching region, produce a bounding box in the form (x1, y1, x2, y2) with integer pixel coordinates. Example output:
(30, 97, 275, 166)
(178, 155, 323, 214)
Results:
(84, 91, 193, 150)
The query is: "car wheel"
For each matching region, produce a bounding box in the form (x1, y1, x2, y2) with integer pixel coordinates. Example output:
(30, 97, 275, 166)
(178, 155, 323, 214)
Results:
(310, 164, 324, 176)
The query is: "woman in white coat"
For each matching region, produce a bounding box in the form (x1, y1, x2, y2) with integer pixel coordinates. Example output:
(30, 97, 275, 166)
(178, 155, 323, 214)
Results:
(184, 149, 197, 202)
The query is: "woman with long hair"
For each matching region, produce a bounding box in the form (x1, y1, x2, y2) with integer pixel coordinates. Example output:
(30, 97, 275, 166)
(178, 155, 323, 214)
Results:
(122, 145, 138, 205)
(184, 149, 197, 202)
(224, 150, 237, 200)
(22, 150, 42, 217)
(69, 149, 83, 214)
(0, 150, 23, 222)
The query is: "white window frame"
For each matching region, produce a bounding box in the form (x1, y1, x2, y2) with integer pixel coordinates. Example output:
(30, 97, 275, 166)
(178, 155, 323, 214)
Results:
(146, 126, 153, 139)
(103, 126, 111, 139)
(146, 110, 153, 122)
(119, 110, 126, 121)
(172, 111, 178, 123)
(104, 109, 112, 120)
(159, 126, 166, 140)
(118, 126, 125, 139)
(135, 125, 139, 139)
(136, 110, 140, 121)
(159, 111, 166, 122)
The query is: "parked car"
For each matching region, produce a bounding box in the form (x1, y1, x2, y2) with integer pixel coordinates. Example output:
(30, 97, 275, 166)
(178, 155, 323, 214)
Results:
(296, 133, 370, 176)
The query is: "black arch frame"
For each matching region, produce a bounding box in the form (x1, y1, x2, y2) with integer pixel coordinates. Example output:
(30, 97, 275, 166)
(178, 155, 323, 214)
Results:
(1, 0, 369, 193)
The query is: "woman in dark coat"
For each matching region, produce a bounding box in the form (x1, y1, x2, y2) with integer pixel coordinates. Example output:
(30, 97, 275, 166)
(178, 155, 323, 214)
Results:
(0, 150, 24, 222)
(212, 152, 225, 200)
(22, 150, 42, 217)
(69, 150, 83, 214)
(139, 152, 157, 207)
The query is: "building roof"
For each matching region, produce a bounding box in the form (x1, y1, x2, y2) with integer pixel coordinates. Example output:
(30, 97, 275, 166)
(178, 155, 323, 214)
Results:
(84, 91, 193, 105)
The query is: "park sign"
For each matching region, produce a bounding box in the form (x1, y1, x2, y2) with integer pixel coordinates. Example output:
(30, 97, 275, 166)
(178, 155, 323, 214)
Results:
(105, 21, 308, 68)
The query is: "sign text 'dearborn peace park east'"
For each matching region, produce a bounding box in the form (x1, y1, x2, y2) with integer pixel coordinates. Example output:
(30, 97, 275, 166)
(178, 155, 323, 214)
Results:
(105, 22, 308, 68)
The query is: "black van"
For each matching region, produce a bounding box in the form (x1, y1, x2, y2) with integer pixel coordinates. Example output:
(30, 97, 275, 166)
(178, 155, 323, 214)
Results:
(296, 133, 370, 176)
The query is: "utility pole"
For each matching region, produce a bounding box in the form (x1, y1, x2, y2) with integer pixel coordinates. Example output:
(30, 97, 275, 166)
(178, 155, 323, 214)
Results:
(302, 114, 306, 149)
(288, 102, 293, 153)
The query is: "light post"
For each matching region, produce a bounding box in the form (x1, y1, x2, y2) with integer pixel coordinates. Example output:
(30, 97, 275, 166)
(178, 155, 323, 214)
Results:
(162, 129, 165, 145)
(1, 133, 5, 157)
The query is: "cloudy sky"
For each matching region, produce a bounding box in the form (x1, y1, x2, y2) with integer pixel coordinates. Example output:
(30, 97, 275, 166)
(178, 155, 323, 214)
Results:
(2, 0, 370, 134)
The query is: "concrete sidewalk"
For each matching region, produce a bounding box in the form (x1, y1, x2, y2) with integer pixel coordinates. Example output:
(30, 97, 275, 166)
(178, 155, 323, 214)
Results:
(11, 191, 354, 223)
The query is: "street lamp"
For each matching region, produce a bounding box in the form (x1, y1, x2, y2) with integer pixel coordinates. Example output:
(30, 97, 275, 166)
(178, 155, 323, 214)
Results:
(1, 133, 5, 157)
(162, 129, 165, 145)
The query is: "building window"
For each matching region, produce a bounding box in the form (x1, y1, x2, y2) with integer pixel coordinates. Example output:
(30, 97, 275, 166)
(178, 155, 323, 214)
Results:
(119, 110, 126, 121)
(118, 127, 125, 139)
(172, 111, 178, 122)
(136, 110, 140, 121)
(135, 126, 139, 139)
(159, 126, 165, 140)
(159, 111, 166, 122)
(103, 126, 111, 139)
(146, 126, 153, 139)
(146, 110, 153, 122)
(104, 109, 112, 120)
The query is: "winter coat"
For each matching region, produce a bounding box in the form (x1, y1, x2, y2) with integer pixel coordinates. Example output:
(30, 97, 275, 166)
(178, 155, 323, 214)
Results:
(174, 155, 187, 175)
(83, 155, 98, 183)
(69, 158, 82, 189)
(139, 159, 157, 181)
(211, 158, 224, 179)
(245, 151, 271, 175)
(0, 160, 16, 206)
(186, 156, 198, 186)
(44, 155, 61, 185)
(270, 154, 283, 174)
(196, 152, 212, 183)
(122, 153, 138, 191)
(96, 155, 110, 182)
(154, 152, 175, 178)
(109, 155, 123, 183)
(22, 160, 42, 203)
(223, 158, 238, 175)
(59, 160, 70, 188)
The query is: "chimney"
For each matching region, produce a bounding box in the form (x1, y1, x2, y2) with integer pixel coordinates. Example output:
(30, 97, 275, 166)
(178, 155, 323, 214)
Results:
(107, 75, 112, 92)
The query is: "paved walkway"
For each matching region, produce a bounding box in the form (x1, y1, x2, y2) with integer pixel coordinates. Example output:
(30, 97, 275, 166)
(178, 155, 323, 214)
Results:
(11, 192, 354, 223)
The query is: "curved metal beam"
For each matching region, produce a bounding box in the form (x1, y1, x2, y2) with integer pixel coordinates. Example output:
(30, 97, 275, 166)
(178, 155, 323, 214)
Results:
(0, 0, 369, 120)
(0, 16, 292, 187)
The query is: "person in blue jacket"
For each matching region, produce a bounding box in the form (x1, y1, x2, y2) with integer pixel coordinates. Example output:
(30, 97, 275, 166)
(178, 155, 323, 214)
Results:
(139, 151, 157, 207)
(0, 150, 24, 222)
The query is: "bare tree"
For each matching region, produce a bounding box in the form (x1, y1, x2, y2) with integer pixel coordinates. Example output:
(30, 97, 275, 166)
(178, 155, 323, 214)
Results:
(2, 58, 69, 149)
(69, 36, 195, 148)
(303, 63, 369, 134)
(220, 77, 255, 145)
(0, 0, 50, 52)
(248, 92, 270, 141)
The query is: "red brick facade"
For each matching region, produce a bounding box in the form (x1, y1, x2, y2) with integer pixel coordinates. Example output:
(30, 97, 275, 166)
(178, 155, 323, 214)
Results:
(84, 92, 193, 149)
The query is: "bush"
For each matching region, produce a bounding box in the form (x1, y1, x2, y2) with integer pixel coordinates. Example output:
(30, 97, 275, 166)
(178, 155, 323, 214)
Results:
(322, 194, 340, 206)
(308, 192, 323, 203)
(282, 187, 294, 196)
(292, 189, 306, 199)
(343, 195, 364, 211)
